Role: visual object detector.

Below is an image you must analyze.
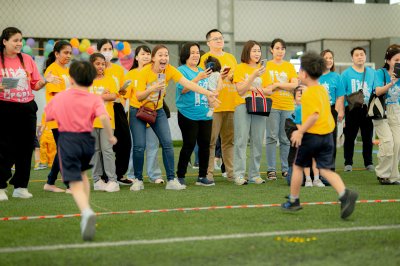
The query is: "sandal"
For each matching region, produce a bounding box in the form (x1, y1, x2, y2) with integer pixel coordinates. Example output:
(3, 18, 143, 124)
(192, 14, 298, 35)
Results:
(267, 171, 277, 180)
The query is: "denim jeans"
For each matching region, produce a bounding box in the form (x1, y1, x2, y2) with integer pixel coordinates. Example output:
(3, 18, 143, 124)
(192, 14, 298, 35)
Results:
(265, 108, 291, 172)
(126, 128, 162, 180)
(129, 107, 175, 181)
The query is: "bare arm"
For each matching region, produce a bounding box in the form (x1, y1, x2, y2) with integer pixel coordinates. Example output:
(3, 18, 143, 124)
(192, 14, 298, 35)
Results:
(136, 81, 165, 102)
(236, 67, 265, 96)
(99, 114, 117, 145)
(101, 91, 117, 101)
(335, 96, 345, 122)
(182, 69, 211, 94)
(269, 77, 299, 92)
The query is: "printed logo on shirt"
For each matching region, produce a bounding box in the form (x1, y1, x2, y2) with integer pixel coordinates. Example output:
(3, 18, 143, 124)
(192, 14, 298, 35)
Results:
(270, 70, 288, 83)
(61, 74, 71, 89)
(387, 84, 400, 104)
(321, 82, 333, 104)
(1, 67, 30, 102)
(351, 79, 371, 103)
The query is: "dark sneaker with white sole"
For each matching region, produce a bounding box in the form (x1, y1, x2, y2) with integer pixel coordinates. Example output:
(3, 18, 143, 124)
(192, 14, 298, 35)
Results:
(339, 189, 358, 219)
(195, 177, 215, 186)
(281, 197, 303, 211)
(117, 177, 133, 186)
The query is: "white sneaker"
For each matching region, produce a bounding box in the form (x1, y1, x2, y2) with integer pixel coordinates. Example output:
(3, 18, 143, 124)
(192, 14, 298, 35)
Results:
(222, 172, 227, 178)
(94, 179, 107, 191)
(149, 178, 165, 184)
(234, 177, 248, 185)
(0, 189, 8, 201)
(81, 209, 96, 241)
(104, 181, 120, 192)
(248, 177, 266, 184)
(166, 178, 186, 190)
(305, 179, 313, 187)
(313, 179, 325, 187)
(12, 188, 33, 198)
(130, 179, 144, 191)
(214, 161, 221, 170)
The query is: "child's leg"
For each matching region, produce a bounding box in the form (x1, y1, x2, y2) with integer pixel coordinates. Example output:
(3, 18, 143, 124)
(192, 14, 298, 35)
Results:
(290, 164, 305, 198)
(70, 173, 91, 213)
(319, 169, 345, 195)
(312, 158, 320, 180)
(303, 167, 311, 178)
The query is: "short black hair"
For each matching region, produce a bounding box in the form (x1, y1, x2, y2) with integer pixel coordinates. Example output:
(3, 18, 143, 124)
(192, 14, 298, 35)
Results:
(206, 29, 221, 40)
(97, 39, 113, 51)
(350, 46, 366, 57)
(204, 56, 222, 72)
(179, 42, 200, 65)
(300, 52, 325, 80)
(69, 60, 97, 87)
(270, 38, 286, 49)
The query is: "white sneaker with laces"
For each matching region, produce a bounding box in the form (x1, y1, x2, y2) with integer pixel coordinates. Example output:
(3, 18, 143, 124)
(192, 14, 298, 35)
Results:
(94, 180, 107, 191)
(104, 181, 120, 192)
(166, 178, 186, 190)
(130, 179, 144, 191)
(0, 189, 8, 201)
(81, 209, 96, 241)
(234, 177, 248, 185)
(313, 179, 325, 187)
(12, 188, 33, 198)
(305, 179, 313, 187)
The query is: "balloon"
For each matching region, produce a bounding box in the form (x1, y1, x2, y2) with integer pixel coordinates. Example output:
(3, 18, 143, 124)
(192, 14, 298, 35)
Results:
(80, 52, 90, 61)
(111, 40, 116, 48)
(26, 38, 35, 47)
(22, 45, 33, 55)
(72, 47, 80, 56)
(81, 38, 91, 47)
(47, 39, 55, 45)
(118, 51, 125, 58)
(44, 51, 49, 58)
(22, 39, 26, 46)
(127, 51, 135, 59)
(116, 42, 124, 51)
(86, 46, 95, 55)
(120, 57, 134, 71)
(122, 46, 131, 55)
(45, 43, 53, 53)
(70, 38, 79, 48)
(123, 41, 130, 49)
(112, 49, 118, 58)
(79, 43, 88, 53)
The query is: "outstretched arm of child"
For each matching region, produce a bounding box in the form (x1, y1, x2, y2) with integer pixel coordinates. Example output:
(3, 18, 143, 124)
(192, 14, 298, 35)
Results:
(99, 114, 117, 145)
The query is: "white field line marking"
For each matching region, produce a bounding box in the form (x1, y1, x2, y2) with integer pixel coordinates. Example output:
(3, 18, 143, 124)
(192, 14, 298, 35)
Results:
(0, 224, 399, 254)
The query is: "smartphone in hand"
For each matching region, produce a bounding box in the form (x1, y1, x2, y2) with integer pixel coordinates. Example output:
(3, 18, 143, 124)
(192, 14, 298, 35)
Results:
(222, 66, 231, 74)
(260, 59, 267, 68)
(206, 62, 215, 70)
(157, 73, 166, 83)
(119, 80, 132, 91)
(394, 63, 400, 78)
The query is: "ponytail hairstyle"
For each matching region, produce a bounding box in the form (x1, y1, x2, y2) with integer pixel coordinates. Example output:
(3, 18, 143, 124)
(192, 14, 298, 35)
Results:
(130, 45, 151, 70)
(0, 27, 25, 75)
(383, 44, 400, 70)
(44, 40, 72, 72)
(320, 49, 335, 72)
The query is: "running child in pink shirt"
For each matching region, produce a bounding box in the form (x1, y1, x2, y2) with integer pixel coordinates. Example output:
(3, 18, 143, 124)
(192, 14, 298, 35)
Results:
(45, 60, 117, 241)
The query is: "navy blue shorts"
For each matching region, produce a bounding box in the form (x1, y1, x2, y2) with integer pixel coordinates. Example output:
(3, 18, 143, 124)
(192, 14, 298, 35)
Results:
(294, 133, 334, 169)
(58, 132, 95, 183)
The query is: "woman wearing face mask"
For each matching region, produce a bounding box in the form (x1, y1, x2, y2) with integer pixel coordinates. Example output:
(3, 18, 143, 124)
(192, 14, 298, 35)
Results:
(320, 49, 345, 171)
(43, 40, 72, 193)
(124, 45, 163, 184)
(265, 38, 298, 181)
(97, 39, 132, 185)
(0, 27, 59, 201)
(373, 44, 400, 185)
(129, 44, 219, 191)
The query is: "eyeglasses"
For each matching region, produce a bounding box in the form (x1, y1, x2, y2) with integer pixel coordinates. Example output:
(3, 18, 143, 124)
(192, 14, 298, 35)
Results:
(208, 37, 224, 42)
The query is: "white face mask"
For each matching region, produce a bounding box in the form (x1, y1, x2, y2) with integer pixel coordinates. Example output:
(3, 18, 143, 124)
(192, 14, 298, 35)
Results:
(102, 51, 113, 62)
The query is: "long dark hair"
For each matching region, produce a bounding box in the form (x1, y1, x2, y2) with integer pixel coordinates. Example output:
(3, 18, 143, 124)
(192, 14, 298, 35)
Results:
(44, 40, 72, 72)
(97, 39, 113, 51)
(0, 27, 25, 73)
(383, 44, 400, 70)
(321, 49, 335, 72)
(130, 45, 151, 70)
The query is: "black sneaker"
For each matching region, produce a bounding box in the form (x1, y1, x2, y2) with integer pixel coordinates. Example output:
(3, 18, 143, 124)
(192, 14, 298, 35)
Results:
(117, 177, 133, 186)
(178, 177, 186, 185)
(281, 197, 303, 211)
(339, 189, 358, 219)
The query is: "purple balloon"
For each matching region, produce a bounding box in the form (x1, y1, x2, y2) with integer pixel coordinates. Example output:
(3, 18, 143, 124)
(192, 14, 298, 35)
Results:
(72, 47, 80, 56)
(26, 38, 35, 47)
(111, 40, 116, 48)
(127, 51, 135, 59)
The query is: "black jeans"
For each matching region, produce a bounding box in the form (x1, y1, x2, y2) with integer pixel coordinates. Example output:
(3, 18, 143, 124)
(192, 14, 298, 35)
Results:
(47, 129, 60, 185)
(112, 102, 131, 179)
(176, 112, 212, 178)
(0, 100, 37, 189)
(330, 105, 338, 170)
(343, 105, 373, 166)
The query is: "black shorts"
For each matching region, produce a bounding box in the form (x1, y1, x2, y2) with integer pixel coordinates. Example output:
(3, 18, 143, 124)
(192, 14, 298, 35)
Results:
(58, 132, 95, 183)
(294, 133, 334, 169)
(33, 135, 40, 148)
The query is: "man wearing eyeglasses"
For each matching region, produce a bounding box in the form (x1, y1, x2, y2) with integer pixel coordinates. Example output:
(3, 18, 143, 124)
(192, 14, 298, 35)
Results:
(199, 29, 243, 184)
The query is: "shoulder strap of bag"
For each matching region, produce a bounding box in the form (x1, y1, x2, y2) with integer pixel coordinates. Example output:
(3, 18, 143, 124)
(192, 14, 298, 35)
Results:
(381, 69, 387, 86)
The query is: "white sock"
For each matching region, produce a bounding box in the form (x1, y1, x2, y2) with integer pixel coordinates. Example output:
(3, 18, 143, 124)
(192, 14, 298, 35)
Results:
(305, 176, 312, 181)
(314, 175, 320, 181)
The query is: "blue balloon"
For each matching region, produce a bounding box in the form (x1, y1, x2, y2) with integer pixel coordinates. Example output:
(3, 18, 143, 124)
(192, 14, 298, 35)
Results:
(45, 43, 54, 53)
(47, 39, 55, 45)
(116, 42, 124, 51)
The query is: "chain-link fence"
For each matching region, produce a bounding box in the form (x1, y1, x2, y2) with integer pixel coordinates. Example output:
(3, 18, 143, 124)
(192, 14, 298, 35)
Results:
(2, 0, 400, 139)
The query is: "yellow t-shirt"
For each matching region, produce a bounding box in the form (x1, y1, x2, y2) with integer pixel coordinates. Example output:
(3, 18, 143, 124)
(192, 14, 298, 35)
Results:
(44, 63, 71, 129)
(301, 85, 335, 135)
(199, 52, 238, 112)
(124, 68, 141, 108)
(105, 63, 125, 103)
(233, 63, 272, 105)
(89, 76, 118, 129)
(136, 64, 183, 110)
(266, 61, 297, 111)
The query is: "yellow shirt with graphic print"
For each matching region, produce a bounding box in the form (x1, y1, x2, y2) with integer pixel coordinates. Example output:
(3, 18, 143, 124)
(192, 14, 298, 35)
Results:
(199, 52, 238, 112)
(124, 68, 142, 108)
(266, 60, 297, 111)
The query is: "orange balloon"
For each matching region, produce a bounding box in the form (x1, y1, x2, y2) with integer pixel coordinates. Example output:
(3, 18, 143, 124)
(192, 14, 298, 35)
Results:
(118, 51, 125, 58)
(70, 38, 79, 48)
(122, 46, 131, 55)
(86, 46, 95, 55)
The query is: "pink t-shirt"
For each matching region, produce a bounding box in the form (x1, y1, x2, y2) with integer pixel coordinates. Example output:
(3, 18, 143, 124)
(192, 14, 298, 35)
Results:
(45, 88, 108, 132)
(0, 53, 41, 103)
